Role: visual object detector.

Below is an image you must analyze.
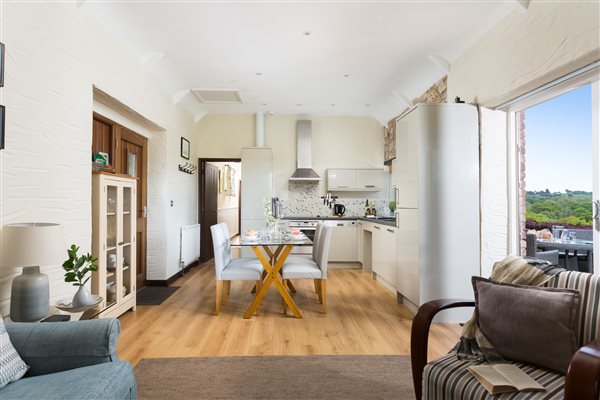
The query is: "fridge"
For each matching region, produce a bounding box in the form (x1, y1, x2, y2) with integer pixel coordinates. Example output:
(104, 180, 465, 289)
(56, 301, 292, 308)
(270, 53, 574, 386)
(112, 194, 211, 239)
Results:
(395, 103, 480, 323)
(240, 147, 273, 257)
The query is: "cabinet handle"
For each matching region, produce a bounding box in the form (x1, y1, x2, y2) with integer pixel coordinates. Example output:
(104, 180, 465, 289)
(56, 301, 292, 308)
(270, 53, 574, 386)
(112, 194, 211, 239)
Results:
(374, 226, 381, 230)
(386, 229, 394, 233)
(118, 241, 124, 246)
(364, 185, 376, 188)
(337, 185, 349, 188)
(337, 223, 344, 227)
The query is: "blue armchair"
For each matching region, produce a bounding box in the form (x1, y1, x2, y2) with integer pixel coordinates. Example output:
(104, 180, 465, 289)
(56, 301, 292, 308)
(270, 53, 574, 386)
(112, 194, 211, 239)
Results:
(1, 318, 136, 400)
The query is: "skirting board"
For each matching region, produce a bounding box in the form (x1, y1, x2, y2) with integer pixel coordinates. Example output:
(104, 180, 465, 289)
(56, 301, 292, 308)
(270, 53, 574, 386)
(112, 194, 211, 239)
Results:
(145, 260, 199, 287)
(328, 262, 361, 269)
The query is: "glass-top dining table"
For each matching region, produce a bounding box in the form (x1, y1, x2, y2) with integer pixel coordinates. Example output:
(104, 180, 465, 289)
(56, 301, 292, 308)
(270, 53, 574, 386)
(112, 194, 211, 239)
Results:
(537, 237, 594, 272)
(229, 233, 313, 318)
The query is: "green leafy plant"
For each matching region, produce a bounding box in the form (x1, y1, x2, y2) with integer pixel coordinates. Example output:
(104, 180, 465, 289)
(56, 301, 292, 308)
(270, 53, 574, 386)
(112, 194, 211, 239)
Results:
(388, 201, 397, 213)
(62, 245, 98, 287)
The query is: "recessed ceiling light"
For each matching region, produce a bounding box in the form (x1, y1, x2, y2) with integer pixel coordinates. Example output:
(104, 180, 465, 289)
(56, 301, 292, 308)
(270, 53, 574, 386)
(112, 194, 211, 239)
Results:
(256, 72, 262, 76)
(365, 104, 371, 107)
(344, 74, 350, 78)
(303, 31, 311, 36)
(261, 103, 267, 106)
(330, 104, 336, 106)
(296, 103, 302, 106)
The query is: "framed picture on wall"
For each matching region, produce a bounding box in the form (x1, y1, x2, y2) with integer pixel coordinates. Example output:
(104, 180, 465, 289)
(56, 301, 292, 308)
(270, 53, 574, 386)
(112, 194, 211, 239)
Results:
(0, 105, 5, 150)
(181, 137, 190, 160)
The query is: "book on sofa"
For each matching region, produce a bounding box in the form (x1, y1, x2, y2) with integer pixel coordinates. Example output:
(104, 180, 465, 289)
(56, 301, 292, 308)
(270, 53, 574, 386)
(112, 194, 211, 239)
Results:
(468, 364, 546, 395)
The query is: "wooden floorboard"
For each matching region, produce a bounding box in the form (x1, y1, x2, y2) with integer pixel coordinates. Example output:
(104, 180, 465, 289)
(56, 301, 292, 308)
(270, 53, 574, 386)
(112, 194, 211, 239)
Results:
(117, 262, 462, 366)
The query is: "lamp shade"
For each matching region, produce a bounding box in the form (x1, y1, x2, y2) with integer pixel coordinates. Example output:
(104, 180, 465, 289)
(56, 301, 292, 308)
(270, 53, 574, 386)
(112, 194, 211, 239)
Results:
(1, 223, 65, 268)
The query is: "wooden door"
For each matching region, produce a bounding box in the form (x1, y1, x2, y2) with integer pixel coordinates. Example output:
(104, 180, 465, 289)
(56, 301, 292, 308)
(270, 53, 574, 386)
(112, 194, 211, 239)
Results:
(117, 127, 148, 290)
(200, 162, 219, 261)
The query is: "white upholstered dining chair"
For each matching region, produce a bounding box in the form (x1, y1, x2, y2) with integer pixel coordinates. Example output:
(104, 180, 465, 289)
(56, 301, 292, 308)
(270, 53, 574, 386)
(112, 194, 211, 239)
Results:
(210, 223, 263, 315)
(281, 224, 333, 313)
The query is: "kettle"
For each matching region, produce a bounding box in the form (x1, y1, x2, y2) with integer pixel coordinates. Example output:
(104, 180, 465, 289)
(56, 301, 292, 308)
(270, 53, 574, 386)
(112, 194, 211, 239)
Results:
(333, 204, 346, 216)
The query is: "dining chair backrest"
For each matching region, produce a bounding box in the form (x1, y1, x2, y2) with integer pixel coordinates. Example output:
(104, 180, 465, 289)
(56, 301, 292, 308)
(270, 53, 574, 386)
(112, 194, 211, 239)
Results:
(210, 223, 231, 280)
(525, 233, 537, 257)
(312, 223, 324, 264)
(315, 225, 333, 279)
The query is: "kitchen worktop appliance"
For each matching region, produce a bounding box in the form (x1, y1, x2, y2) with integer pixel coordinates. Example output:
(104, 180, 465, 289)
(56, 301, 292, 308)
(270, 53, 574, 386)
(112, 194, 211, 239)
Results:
(287, 219, 319, 254)
(333, 204, 346, 217)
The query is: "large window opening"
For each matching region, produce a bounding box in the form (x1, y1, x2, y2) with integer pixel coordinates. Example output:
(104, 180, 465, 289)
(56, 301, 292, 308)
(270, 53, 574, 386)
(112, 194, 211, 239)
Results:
(517, 83, 598, 272)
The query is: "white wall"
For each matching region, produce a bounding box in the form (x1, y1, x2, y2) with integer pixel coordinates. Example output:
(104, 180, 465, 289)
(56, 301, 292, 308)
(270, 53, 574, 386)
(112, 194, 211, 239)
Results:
(448, 1, 600, 107)
(0, 2, 197, 315)
(196, 115, 386, 200)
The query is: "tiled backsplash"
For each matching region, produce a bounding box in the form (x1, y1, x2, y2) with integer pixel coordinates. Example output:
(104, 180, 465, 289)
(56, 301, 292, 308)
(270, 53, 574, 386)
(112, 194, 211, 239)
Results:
(281, 182, 394, 218)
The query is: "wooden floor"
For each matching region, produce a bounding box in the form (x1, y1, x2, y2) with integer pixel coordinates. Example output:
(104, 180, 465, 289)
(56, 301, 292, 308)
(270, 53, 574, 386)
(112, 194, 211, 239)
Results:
(118, 262, 462, 367)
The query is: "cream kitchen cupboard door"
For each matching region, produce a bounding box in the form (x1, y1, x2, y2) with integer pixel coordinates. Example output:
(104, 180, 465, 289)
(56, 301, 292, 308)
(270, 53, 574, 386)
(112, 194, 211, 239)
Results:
(92, 173, 137, 319)
(327, 221, 358, 262)
(355, 169, 385, 190)
(327, 169, 356, 190)
(372, 224, 396, 288)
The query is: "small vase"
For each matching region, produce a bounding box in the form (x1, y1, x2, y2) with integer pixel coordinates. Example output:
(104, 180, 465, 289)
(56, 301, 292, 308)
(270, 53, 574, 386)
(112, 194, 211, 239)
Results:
(72, 285, 94, 307)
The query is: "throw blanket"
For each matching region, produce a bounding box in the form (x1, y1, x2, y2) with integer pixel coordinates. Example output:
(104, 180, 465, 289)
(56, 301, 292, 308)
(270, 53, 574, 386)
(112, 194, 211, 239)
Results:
(454, 255, 564, 363)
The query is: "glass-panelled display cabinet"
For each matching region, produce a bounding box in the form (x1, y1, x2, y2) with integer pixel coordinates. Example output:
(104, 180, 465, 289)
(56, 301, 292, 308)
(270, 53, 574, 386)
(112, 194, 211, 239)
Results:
(92, 172, 137, 318)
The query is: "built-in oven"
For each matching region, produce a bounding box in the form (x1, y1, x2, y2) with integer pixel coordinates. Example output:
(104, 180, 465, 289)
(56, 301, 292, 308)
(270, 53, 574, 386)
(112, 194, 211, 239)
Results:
(287, 220, 319, 254)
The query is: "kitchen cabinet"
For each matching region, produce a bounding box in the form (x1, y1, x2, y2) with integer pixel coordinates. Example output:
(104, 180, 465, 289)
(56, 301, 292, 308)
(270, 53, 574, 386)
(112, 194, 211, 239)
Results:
(325, 220, 358, 262)
(357, 220, 363, 264)
(241, 147, 272, 257)
(327, 169, 356, 190)
(394, 104, 480, 322)
(372, 224, 397, 289)
(356, 169, 385, 190)
(91, 173, 137, 319)
(327, 169, 385, 192)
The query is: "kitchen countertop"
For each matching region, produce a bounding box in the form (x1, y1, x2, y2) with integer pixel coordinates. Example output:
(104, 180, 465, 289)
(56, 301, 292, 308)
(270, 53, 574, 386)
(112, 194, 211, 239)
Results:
(282, 216, 397, 227)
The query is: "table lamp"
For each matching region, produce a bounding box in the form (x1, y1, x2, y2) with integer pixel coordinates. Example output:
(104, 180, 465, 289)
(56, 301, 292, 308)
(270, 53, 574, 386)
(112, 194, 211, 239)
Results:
(1, 223, 65, 322)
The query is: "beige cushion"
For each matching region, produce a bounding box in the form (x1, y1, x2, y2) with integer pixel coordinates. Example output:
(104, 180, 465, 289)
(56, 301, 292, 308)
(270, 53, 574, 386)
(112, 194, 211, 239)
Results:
(473, 277, 580, 373)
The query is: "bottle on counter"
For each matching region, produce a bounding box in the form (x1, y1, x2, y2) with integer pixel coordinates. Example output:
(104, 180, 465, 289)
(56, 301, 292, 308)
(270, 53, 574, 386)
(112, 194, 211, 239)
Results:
(370, 200, 377, 217)
(365, 200, 371, 216)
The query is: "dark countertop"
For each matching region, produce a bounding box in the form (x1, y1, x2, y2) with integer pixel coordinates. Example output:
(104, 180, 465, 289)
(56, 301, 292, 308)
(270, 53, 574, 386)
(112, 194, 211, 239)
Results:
(282, 216, 397, 227)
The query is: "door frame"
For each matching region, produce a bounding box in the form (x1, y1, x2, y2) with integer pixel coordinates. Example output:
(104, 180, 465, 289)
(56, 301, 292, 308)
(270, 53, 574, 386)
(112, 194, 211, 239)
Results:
(198, 158, 242, 261)
(93, 112, 149, 288)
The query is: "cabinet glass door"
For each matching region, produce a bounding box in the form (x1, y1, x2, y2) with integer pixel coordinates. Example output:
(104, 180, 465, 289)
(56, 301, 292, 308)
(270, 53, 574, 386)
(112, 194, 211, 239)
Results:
(120, 185, 134, 300)
(106, 184, 118, 304)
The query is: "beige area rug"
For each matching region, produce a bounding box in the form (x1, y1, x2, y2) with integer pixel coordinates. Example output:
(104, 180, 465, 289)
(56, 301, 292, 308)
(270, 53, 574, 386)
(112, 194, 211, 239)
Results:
(135, 355, 416, 400)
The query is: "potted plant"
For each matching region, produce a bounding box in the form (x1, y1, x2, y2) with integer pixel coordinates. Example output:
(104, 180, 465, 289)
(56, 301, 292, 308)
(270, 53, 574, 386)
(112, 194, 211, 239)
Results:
(62, 245, 98, 307)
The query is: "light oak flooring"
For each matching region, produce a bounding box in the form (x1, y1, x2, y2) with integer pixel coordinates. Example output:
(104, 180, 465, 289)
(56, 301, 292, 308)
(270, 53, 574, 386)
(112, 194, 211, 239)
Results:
(117, 262, 462, 367)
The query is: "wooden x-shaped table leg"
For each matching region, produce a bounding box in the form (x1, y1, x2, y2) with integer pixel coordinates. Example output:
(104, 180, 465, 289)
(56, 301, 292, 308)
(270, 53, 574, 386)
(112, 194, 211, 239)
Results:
(243, 244, 302, 319)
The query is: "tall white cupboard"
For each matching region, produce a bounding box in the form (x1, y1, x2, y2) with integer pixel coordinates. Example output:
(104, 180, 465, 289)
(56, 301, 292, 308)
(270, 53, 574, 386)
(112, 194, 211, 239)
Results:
(395, 104, 480, 322)
(240, 148, 273, 256)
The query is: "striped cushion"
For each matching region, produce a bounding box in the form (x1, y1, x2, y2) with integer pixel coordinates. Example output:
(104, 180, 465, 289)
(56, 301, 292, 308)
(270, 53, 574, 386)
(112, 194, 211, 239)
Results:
(424, 354, 565, 399)
(543, 271, 599, 346)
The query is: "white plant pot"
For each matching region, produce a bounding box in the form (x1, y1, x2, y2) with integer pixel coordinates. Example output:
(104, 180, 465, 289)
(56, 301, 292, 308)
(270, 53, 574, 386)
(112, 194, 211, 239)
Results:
(72, 285, 94, 307)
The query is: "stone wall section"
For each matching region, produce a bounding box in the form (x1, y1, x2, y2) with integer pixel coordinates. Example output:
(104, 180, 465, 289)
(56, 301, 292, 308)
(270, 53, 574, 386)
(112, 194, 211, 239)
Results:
(384, 76, 448, 161)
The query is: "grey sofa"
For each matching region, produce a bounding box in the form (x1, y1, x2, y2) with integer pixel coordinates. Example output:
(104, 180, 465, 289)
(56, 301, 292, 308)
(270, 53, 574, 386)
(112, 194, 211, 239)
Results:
(1, 318, 136, 400)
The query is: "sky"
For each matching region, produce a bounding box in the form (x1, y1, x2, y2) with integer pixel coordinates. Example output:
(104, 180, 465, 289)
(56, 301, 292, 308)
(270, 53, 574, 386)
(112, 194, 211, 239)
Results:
(524, 84, 593, 193)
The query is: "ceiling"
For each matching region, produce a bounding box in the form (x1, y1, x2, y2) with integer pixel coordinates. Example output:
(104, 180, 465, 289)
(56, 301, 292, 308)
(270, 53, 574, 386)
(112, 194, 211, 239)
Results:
(83, 1, 519, 124)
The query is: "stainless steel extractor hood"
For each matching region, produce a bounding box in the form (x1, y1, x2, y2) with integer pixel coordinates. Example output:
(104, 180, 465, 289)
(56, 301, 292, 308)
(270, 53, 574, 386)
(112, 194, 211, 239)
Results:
(290, 120, 322, 181)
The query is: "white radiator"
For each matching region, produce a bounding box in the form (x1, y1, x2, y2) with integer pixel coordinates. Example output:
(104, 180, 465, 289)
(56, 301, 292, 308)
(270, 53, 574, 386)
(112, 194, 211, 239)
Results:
(180, 224, 200, 268)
